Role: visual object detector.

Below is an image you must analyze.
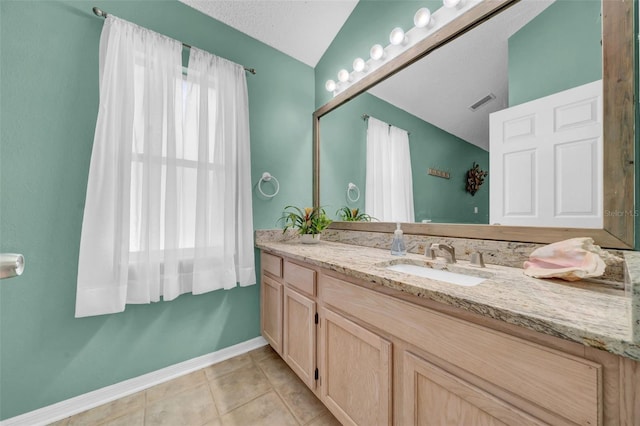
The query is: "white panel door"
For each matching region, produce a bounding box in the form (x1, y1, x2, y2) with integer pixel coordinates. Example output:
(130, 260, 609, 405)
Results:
(490, 80, 602, 228)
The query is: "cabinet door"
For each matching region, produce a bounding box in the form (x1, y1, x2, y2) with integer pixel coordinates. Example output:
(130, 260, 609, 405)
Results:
(402, 351, 545, 426)
(261, 275, 283, 355)
(283, 287, 316, 389)
(320, 307, 392, 426)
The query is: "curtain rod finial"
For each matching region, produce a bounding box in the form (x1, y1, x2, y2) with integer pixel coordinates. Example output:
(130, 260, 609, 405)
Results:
(93, 7, 107, 18)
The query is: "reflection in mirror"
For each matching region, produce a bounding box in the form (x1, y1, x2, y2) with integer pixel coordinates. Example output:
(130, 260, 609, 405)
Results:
(320, 0, 603, 227)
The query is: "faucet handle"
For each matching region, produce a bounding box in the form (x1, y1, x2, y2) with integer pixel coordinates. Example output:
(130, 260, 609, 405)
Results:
(470, 251, 485, 268)
(425, 244, 437, 260)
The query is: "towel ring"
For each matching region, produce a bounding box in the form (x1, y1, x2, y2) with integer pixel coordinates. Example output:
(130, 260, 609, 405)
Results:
(346, 182, 360, 202)
(258, 172, 280, 198)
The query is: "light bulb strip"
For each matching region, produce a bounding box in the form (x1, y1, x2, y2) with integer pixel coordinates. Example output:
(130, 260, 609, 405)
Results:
(327, 0, 482, 95)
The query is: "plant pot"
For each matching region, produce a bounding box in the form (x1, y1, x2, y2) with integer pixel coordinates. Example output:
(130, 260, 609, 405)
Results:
(300, 233, 321, 244)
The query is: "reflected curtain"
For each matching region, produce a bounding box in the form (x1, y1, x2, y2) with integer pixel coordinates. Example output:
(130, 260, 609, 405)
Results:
(76, 16, 255, 318)
(365, 117, 415, 222)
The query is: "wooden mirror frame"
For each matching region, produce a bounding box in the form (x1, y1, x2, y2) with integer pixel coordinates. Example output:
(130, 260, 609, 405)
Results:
(313, 0, 635, 249)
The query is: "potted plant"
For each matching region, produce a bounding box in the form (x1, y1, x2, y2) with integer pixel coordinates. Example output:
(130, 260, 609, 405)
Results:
(336, 207, 375, 222)
(280, 206, 332, 244)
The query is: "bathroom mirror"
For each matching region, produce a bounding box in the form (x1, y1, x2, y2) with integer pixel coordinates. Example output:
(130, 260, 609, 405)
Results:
(313, 0, 635, 248)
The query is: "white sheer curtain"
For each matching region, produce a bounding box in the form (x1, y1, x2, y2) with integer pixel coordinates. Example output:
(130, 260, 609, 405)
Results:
(183, 48, 255, 295)
(365, 117, 415, 223)
(76, 16, 255, 318)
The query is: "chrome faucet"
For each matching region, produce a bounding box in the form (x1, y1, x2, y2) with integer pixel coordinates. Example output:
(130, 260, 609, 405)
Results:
(425, 243, 456, 264)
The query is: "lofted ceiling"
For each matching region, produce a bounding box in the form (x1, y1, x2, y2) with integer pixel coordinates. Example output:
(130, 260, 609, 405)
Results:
(369, 0, 555, 151)
(180, 0, 556, 151)
(179, 0, 359, 67)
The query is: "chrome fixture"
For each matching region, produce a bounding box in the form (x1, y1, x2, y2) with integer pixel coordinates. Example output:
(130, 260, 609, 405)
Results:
(425, 243, 456, 264)
(470, 252, 485, 268)
(0, 253, 25, 279)
(425, 244, 437, 260)
(257, 172, 280, 198)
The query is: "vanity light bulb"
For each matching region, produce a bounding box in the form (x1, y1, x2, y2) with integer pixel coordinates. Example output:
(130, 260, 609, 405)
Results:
(414, 8, 431, 28)
(389, 27, 406, 46)
(370, 44, 385, 61)
(337, 69, 350, 83)
(353, 57, 366, 73)
(325, 79, 336, 92)
(443, 0, 461, 8)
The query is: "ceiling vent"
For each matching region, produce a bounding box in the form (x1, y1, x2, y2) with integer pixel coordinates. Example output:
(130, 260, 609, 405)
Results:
(469, 93, 496, 111)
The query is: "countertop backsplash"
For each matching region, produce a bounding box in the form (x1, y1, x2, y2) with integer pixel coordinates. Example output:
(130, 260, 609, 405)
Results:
(319, 229, 626, 284)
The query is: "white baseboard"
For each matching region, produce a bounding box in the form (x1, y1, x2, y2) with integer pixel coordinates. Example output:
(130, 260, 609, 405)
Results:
(1, 336, 268, 426)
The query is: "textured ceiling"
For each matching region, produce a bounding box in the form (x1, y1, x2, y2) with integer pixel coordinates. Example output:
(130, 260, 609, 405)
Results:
(179, 0, 359, 67)
(369, 0, 555, 151)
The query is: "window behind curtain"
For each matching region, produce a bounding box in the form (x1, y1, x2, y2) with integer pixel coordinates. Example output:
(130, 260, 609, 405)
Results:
(76, 16, 255, 318)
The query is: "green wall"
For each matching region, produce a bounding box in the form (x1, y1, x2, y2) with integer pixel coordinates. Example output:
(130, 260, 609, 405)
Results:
(0, 0, 313, 420)
(508, 0, 602, 106)
(321, 93, 489, 223)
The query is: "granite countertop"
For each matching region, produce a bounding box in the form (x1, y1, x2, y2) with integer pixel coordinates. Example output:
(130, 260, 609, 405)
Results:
(257, 239, 640, 361)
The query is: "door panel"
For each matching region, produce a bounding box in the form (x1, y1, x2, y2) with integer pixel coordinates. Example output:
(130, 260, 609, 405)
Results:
(403, 351, 545, 426)
(261, 275, 283, 354)
(320, 307, 392, 426)
(283, 287, 316, 388)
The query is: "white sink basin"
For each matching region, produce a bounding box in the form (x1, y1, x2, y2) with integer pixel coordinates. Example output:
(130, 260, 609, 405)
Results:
(386, 263, 485, 287)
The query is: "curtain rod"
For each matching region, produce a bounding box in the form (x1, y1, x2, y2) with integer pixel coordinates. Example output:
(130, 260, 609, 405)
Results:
(92, 7, 257, 75)
(361, 114, 411, 135)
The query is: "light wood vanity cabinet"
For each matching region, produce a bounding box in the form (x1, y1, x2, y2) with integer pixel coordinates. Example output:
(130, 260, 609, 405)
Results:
(320, 306, 392, 426)
(402, 351, 543, 426)
(283, 287, 316, 388)
(260, 251, 640, 426)
(283, 259, 318, 389)
(260, 253, 283, 354)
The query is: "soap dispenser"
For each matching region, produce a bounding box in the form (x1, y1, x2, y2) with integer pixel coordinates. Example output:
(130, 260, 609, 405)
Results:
(390, 223, 407, 256)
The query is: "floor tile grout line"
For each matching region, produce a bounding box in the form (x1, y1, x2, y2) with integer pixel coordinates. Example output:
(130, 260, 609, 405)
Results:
(302, 410, 331, 426)
(253, 355, 314, 426)
(211, 348, 303, 423)
(204, 376, 222, 423)
(144, 370, 209, 406)
(143, 388, 148, 426)
(146, 354, 255, 409)
(203, 353, 255, 383)
(270, 385, 305, 426)
(144, 350, 262, 408)
(252, 349, 338, 426)
(60, 347, 317, 426)
(63, 396, 146, 426)
(214, 387, 275, 420)
(206, 359, 274, 418)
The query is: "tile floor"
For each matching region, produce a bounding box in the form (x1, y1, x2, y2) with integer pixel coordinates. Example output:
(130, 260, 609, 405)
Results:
(49, 345, 341, 426)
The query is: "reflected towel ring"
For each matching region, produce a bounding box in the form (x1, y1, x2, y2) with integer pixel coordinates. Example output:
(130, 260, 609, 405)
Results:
(258, 172, 280, 198)
(347, 182, 360, 202)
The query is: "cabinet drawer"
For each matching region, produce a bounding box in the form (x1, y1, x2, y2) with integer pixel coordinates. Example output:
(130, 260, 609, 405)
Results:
(284, 261, 316, 296)
(321, 273, 602, 426)
(262, 252, 283, 278)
